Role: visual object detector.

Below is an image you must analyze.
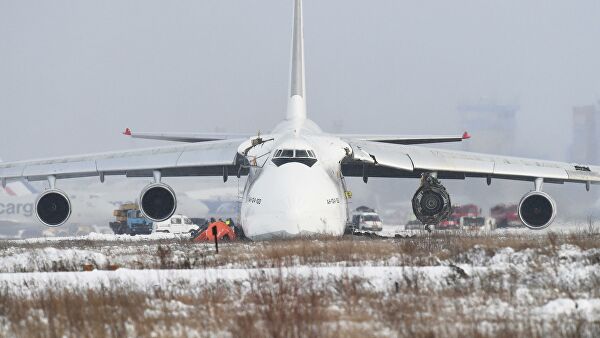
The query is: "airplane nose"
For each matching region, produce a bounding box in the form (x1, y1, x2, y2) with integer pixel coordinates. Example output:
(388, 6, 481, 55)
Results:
(241, 163, 346, 239)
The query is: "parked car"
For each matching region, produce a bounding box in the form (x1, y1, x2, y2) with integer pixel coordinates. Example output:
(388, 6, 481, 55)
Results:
(153, 214, 198, 234)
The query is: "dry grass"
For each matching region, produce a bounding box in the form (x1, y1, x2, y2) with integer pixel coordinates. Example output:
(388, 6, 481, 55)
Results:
(1, 269, 599, 338)
(1, 230, 599, 337)
(1, 230, 599, 272)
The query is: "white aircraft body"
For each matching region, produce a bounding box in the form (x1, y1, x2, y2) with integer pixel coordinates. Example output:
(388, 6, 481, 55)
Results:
(1, 0, 600, 239)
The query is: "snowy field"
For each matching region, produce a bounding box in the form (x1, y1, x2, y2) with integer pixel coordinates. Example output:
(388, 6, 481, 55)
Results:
(0, 228, 599, 337)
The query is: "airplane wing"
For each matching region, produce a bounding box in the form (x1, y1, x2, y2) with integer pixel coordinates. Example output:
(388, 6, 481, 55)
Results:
(123, 128, 252, 143)
(0, 139, 248, 184)
(335, 132, 471, 145)
(342, 139, 600, 186)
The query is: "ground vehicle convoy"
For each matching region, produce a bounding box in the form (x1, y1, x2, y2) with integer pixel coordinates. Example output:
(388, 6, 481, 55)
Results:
(349, 206, 383, 232)
(110, 204, 153, 235)
(153, 214, 198, 234)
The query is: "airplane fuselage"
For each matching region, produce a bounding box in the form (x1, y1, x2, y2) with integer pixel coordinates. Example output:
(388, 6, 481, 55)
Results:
(240, 118, 351, 239)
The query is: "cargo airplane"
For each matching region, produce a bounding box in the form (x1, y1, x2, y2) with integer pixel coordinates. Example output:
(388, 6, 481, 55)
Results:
(1, 0, 599, 239)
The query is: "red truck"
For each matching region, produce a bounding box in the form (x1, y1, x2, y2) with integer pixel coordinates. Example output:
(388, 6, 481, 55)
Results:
(490, 204, 522, 228)
(436, 204, 488, 230)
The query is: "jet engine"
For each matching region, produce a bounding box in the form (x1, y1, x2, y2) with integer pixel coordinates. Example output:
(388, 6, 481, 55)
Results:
(518, 191, 556, 229)
(412, 174, 452, 225)
(139, 183, 177, 222)
(35, 189, 72, 227)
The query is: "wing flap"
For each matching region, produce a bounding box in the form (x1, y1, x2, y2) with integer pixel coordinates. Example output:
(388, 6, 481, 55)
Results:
(566, 168, 600, 182)
(400, 146, 495, 174)
(96, 152, 181, 173)
(22, 161, 97, 179)
(493, 161, 569, 181)
(176, 142, 240, 167)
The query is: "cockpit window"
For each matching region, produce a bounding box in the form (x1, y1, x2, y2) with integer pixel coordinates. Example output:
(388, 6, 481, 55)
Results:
(274, 149, 316, 158)
(272, 148, 318, 167)
(280, 149, 294, 157)
(295, 150, 309, 158)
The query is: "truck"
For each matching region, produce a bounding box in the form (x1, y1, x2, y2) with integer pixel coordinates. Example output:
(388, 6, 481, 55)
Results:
(109, 203, 153, 235)
(436, 204, 491, 230)
(490, 204, 522, 228)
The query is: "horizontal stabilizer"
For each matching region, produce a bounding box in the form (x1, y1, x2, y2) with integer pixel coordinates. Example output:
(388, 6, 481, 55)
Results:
(340, 132, 471, 145)
(123, 128, 250, 143)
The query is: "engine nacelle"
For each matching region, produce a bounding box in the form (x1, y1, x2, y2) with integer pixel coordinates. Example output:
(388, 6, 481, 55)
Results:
(139, 183, 177, 222)
(518, 191, 556, 230)
(412, 175, 452, 225)
(35, 189, 72, 227)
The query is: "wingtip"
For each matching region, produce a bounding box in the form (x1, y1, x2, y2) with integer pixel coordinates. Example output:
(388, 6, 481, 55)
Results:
(123, 128, 132, 136)
(462, 131, 471, 140)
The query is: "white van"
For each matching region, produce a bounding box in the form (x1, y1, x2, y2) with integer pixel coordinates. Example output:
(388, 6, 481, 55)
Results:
(153, 214, 198, 234)
(350, 206, 383, 232)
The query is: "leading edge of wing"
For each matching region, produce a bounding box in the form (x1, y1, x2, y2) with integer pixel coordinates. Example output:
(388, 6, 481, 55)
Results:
(0, 139, 247, 182)
(344, 140, 600, 184)
(340, 132, 471, 145)
(123, 128, 252, 143)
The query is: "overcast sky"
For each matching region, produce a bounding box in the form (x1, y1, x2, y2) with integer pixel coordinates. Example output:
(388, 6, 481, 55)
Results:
(1, 0, 599, 162)
(1, 0, 600, 220)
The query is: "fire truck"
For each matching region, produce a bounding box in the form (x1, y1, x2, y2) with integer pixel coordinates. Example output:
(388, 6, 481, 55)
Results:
(436, 204, 492, 230)
(490, 204, 522, 228)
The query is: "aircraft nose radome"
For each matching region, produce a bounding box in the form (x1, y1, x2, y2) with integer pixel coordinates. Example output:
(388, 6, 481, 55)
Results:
(241, 163, 346, 239)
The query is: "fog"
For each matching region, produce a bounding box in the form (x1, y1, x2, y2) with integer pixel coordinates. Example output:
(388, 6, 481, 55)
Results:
(1, 1, 599, 222)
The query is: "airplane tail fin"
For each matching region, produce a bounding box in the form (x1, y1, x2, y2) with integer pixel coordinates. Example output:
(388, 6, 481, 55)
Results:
(286, 0, 307, 121)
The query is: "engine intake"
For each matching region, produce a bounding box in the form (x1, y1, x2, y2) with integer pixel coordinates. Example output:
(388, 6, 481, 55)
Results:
(412, 174, 452, 225)
(35, 189, 71, 227)
(518, 191, 556, 230)
(139, 183, 177, 222)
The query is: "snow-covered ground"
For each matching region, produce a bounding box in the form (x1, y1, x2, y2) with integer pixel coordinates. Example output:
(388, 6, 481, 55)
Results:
(378, 221, 594, 238)
(5, 231, 184, 243)
(0, 231, 599, 337)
